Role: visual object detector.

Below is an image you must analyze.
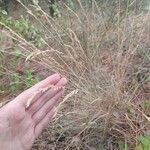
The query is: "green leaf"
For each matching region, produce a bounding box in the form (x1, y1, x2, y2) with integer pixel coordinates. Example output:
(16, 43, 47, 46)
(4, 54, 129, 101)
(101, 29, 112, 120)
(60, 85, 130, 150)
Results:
(125, 140, 128, 150)
(1, 10, 7, 15)
(0, 9, 7, 15)
(144, 102, 150, 110)
(137, 135, 150, 150)
(35, 37, 44, 48)
(146, 75, 150, 82)
(32, 0, 39, 5)
(14, 73, 20, 83)
(25, 70, 34, 88)
(138, 135, 150, 145)
(13, 47, 22, 58)
(9, 73, 21, 92)
(135, 144, 144, 150)
(67, 0, 75, 10)
(127, 106, 135, 114)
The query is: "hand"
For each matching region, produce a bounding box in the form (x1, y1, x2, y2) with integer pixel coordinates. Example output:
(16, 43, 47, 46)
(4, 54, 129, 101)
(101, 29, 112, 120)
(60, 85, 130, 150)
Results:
(0, 74, 67, 150)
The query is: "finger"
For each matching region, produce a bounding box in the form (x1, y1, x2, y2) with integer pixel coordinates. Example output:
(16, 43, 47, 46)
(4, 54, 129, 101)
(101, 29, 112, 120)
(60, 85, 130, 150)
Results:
(28, 77, 67, 116)
(32, 89, 64, 126)
(13, 74, 61, 106)
(34, 108, 55, 138)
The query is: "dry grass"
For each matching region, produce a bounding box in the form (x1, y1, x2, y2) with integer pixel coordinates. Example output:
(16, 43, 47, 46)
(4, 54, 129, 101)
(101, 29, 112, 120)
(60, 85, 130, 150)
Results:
(0, 0, 150, 149)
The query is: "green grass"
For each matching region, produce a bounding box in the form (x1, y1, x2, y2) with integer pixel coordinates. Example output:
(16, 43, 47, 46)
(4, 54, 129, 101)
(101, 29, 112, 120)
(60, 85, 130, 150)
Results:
(0, 42, 40, 94)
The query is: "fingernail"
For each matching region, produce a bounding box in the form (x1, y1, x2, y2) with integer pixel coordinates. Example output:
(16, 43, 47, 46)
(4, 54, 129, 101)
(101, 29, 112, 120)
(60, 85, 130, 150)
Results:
(53, 73, 61, 78)
(61, 77, 68, 84)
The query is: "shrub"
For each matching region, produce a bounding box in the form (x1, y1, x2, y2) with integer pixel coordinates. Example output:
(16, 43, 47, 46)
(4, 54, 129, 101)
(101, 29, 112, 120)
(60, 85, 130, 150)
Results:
(0, 0, 149, 149)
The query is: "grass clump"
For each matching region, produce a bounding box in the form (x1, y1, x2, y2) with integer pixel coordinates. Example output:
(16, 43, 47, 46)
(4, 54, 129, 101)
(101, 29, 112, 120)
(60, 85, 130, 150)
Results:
(0, 0, 150, 149)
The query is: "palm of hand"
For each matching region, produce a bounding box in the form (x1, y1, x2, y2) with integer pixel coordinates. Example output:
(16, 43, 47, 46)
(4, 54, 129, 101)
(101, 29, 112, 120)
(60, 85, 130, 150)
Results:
(0, 104, 35, 150)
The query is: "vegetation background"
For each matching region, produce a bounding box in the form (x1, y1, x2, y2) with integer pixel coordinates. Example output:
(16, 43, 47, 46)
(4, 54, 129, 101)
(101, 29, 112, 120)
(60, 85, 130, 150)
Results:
(0, 0, 150, 149)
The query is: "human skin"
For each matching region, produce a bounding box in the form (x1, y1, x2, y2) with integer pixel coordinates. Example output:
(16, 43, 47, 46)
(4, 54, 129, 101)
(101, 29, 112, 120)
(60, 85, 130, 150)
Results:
(0, 74, 67, 150)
